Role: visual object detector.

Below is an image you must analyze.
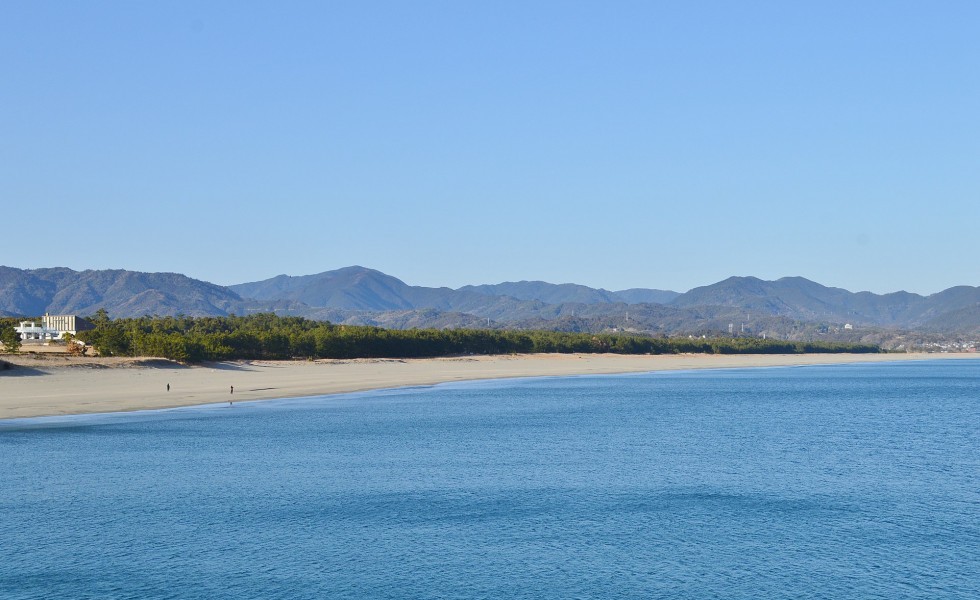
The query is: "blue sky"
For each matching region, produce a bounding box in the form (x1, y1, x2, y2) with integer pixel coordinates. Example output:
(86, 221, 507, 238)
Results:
(2, 2, 978, 294)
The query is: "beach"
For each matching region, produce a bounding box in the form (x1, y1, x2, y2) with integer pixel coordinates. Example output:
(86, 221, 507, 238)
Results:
(2, 352, 978, 420)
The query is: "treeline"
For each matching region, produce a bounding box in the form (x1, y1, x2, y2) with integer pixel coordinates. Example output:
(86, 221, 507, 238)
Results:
(73, 311, 881, 362)
(0, 317, 23, 352)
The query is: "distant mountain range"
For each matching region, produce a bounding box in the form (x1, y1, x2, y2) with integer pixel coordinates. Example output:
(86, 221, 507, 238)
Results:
(457, 281, 680, 306)
(3, 266, 979, 343)
(0, 267, 243, 318)
(226, 266, 681, 320)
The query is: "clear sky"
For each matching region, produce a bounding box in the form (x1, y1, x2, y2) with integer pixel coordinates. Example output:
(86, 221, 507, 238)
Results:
(2, 2, 978, 295)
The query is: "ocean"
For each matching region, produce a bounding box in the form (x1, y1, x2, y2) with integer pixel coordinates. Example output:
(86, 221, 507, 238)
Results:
(1, 361, 978, 599)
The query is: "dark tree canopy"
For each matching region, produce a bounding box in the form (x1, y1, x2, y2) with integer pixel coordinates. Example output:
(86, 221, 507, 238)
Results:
(0, 320, 22, 353)
(74, 313, 882, 363)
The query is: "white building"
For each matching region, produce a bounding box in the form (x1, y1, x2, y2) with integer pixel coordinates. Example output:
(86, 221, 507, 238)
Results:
(14, 314, 91, 341)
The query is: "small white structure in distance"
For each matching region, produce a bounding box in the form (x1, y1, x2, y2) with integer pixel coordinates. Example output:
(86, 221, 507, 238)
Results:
(844, 323, 853, 330)
(14, 314, 92, 341)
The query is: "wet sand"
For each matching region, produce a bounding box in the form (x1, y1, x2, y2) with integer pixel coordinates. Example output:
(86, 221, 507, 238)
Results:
(2, 352, 978, 420)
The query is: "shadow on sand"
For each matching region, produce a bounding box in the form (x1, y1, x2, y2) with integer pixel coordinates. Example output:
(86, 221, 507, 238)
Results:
(130, 359, 190, 369)
(201, 361, 260, 372)
(0, 361, 47, 377)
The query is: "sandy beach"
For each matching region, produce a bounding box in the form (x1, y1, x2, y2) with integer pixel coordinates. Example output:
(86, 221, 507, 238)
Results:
(2, 352, 978, 420)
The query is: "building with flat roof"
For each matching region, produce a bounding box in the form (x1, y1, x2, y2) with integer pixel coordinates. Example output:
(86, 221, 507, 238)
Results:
(14, 314, 92, 341)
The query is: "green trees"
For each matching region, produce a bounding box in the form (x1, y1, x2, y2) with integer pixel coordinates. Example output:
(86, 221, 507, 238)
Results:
(74, 312, 881, 363)
(0, 322, 21, 353)
(81, 310, 130, 356)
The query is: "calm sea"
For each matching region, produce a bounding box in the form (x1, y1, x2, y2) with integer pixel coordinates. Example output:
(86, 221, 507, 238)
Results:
(1, 361, 978, 599)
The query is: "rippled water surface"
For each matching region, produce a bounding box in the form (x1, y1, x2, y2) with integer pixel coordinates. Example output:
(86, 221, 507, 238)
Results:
(2, 361, 979, 599)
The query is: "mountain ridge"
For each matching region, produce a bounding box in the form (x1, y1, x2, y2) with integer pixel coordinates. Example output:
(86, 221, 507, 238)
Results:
(0, 267, 245, 318)
(3, 266, 979, 339)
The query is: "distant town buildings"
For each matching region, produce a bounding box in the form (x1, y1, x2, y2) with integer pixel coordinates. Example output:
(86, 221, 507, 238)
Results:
(13, 314, 92, 341)
(917, 340, 980, 353)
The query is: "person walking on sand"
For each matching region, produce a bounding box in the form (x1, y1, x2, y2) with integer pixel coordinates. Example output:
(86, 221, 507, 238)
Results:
(230, 385, 234, 406)
(166, 383, 170, 392)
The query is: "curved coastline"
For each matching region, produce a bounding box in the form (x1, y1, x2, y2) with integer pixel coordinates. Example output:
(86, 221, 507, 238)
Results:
(2, 352, 979, 421)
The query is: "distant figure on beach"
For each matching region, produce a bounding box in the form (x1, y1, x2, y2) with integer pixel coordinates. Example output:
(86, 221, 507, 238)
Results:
(230, 385, 234, 406)
(166, 383, 170, 392)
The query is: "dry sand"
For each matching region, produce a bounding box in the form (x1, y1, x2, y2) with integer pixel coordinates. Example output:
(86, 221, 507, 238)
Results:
(2, 352, 978, 420)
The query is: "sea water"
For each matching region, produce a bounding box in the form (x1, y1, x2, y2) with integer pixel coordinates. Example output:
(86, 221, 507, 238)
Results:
(1, 361, 978, 599)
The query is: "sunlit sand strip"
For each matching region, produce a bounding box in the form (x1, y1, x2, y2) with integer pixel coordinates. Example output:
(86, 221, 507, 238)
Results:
(2, 352, 978, 420)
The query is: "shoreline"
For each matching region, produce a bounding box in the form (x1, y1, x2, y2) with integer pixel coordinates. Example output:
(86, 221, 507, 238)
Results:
(3, 352, 979, 421)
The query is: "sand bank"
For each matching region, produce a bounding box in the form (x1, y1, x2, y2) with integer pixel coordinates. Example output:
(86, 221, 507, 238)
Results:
(2, 352, 978, 420)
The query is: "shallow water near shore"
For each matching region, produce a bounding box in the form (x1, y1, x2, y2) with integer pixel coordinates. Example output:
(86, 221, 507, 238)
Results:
(2, 361, 978, 598)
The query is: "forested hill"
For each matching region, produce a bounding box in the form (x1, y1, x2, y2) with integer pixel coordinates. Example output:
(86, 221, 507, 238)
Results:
(231, 268, 980, 332)
(3, 265, 980, 338)
(232, 267, 680, 308)
(672, 276, 980, 329)
(228, 266, 539, 315)
(0, 267, 245, 317)
(458, 281, 680, 305)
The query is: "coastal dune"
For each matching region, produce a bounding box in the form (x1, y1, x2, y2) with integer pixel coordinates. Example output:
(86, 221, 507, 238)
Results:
(2, 352, 978, 421)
